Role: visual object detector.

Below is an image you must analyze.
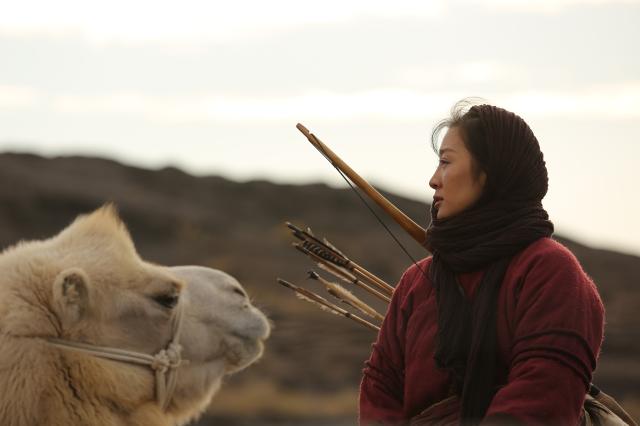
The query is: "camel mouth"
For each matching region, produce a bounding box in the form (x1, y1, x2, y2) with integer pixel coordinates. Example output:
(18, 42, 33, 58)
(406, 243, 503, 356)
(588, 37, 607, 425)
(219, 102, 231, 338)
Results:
(194, 332, 264, 372)
(221, 333, 266, 373)
(193, 310, 270, 370)
(229, 329, 268, 352)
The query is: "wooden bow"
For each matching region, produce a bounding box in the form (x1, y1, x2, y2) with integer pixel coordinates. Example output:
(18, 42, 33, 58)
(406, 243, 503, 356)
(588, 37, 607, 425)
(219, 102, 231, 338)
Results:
(296, 123, 427, 245)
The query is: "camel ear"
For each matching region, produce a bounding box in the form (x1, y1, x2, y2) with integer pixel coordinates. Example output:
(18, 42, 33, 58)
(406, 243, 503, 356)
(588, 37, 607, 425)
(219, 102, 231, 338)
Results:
(53, 268, 91, 325)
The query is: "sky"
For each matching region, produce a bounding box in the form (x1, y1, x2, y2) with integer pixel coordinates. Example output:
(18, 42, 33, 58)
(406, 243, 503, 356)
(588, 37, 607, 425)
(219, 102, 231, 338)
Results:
(1, 0, 639, 255)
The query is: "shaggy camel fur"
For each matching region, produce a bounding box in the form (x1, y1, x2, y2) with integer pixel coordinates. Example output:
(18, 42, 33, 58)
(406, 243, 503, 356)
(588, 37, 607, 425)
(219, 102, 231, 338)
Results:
(0, 206, 270, 426)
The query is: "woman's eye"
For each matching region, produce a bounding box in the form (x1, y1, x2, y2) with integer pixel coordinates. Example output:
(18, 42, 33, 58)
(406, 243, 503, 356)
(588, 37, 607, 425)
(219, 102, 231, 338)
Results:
(439, 159, 449, 165)
(153, 294, 179, 309)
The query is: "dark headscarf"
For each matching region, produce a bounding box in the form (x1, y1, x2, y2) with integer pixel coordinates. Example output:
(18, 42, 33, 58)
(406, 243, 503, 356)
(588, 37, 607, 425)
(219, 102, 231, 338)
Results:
(424, 105, 554, 424)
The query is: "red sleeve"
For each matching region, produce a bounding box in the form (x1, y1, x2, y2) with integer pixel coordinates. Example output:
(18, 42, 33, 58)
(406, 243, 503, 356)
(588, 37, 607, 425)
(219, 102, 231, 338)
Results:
(483, 242, 605, 425)
(359, 265, 418, 425)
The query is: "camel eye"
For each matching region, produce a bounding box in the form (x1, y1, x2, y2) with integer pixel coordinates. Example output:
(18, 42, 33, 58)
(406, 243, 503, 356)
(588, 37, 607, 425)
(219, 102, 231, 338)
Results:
(153, 293, 179, 309)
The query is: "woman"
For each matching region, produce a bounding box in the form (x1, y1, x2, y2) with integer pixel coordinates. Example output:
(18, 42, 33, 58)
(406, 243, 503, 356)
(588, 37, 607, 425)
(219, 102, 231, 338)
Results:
(359, 102, 605, 425)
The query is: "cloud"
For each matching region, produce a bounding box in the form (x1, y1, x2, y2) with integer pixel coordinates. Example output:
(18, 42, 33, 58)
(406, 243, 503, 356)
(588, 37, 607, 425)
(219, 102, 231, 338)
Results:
(3, 79, 636, 123)
(0, 85, 41, 109)
(397, 62, 528, 87)
(501, 82, 640, 119)
(472, 0, 639, 13)
(0, 0, 445, 44)
(43, 82, 640, 123)
(50, 89, 458, 122)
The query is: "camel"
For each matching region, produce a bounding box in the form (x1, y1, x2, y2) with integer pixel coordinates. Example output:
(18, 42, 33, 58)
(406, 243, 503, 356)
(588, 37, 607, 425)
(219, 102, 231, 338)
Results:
(0, 205, 271, 426)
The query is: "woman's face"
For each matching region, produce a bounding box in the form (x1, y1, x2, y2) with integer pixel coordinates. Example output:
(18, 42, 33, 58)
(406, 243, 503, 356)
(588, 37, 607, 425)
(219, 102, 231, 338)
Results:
(429, 127, 486, 219)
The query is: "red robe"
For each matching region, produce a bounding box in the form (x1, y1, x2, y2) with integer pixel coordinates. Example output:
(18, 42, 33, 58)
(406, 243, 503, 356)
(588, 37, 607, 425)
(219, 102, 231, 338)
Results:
(359, 237, 605, 425)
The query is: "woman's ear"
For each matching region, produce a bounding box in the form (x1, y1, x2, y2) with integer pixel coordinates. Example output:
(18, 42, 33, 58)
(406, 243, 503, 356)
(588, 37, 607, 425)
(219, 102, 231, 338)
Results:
(53, 268, 91, 326)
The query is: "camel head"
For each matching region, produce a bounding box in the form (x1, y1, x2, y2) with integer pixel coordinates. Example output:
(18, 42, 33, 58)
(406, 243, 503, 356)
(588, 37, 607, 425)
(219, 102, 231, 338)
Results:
(0, 205, 270, 426)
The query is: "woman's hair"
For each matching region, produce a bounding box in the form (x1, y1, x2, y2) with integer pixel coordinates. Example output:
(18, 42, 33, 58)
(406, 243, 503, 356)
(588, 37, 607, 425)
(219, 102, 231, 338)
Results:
(431, 98, 488, 180)
(430, 98, 548, 205)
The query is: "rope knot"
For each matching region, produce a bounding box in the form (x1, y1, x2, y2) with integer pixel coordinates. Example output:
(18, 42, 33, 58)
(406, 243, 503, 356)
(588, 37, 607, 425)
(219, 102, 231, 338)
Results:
(151, 343, 182, 373)
(151, 350, 170, 374)
(166, 342, 183, 368)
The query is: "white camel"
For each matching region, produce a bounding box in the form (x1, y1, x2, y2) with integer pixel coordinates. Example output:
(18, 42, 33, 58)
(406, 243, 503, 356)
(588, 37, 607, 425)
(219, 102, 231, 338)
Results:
(0, 205, 270, 426)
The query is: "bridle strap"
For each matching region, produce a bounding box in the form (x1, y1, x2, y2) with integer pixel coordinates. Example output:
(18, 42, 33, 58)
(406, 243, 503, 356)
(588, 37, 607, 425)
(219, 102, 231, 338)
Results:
(46, 301, 185, 411)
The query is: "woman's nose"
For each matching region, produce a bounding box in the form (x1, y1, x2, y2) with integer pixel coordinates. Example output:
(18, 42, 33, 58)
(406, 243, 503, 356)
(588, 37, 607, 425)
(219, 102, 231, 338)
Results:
(429, 170, 440, 190)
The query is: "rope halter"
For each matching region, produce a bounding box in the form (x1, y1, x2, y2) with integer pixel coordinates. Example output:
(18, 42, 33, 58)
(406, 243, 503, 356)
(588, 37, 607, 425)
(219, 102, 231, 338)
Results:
(46, 300, 185, 411)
